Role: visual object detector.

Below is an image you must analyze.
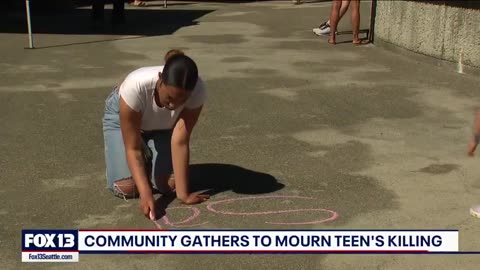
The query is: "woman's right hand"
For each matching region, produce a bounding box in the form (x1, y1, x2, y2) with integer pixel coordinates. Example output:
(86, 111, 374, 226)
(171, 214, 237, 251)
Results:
(140, 191, 156, 220)
(468, 141, 477, 156)
(468, 109, 480, 156)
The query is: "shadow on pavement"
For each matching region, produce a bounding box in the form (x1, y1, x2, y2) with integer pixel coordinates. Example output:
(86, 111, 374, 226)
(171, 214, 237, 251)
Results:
(153, 163, 285, 219)
(189, 163, 285, 196)
(0, 6, 214, 36)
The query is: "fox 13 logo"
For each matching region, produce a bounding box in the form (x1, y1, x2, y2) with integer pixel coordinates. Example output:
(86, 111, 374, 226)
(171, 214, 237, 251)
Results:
(22, 230, 78, 251)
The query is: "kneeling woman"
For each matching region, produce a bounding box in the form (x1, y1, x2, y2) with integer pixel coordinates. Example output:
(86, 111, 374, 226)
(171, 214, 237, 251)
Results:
(103, 50, 209, 220)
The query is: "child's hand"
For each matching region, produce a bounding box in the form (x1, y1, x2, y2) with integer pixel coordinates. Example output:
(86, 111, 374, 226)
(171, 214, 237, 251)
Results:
(468, 141, 477, 156)
(181, 193, 210, 205)
(468, 109, 480, 156)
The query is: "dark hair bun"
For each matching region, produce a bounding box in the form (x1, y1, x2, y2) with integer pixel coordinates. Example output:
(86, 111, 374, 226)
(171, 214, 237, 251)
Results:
(164, 49, 184, 62)
(162, 54, 198, 92)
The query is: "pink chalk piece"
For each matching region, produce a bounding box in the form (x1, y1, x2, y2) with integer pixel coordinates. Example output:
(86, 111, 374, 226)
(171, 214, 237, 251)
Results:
(161, 206, 208, 228)
(206, 195, 339, 225)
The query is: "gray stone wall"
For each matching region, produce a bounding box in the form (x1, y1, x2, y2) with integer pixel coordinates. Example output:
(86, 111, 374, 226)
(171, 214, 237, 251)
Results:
(374, 0, 480, 68)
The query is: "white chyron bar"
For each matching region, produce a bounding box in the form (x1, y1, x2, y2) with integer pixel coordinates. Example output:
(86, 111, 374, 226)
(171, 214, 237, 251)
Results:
(78, 230, 459, 253)
(22, 229, 459, 262)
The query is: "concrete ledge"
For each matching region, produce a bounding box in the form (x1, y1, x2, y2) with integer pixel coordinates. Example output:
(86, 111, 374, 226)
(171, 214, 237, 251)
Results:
(374, 0, 480, 69)
(374, 38, 480, 78)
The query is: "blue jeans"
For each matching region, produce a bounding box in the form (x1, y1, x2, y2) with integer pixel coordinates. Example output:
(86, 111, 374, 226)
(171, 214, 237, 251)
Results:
(102, 88, 173, 196)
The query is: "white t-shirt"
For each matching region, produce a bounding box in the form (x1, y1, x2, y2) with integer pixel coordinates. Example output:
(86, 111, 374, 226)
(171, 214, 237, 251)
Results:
(118, 65, 206, 131)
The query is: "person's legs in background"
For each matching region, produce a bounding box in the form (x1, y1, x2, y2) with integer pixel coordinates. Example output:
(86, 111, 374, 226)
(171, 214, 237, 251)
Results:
(328, 0, 343, 44)
(112, 0, 126, 25)
(350, 0, 364, 44)
(313, 0, 351, 36)
(129, 0, 148, 6)
(92, 0, 126, 29)
(92, 0, 105, 23)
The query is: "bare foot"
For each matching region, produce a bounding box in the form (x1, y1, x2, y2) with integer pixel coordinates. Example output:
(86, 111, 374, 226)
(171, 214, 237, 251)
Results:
(130, 0, 148, 7)
(353, 39, 369, 46)
(328, 34, 336, 45)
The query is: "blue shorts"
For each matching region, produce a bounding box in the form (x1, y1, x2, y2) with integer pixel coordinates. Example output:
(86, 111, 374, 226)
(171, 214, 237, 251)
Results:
(102, 88, 173, 194)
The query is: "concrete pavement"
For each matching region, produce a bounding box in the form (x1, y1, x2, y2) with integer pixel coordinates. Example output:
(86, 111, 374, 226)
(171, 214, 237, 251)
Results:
(2, 1, 480, 269)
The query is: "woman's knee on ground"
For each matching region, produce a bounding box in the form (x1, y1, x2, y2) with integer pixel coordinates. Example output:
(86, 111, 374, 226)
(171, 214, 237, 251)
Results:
(112, 178, 138, 198)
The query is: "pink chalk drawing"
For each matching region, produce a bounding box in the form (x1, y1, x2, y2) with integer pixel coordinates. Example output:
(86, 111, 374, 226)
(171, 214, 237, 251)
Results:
(152, 195, 339, 228)
(152, 220, 163, 229)
(159, 206, 208, 228)
(207, 195, 339, 225)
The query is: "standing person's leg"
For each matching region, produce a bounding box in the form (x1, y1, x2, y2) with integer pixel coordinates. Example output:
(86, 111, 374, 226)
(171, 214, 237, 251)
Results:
(328, 0, 343, 44)
(313, 0, 350, 36)
(112, 0, 126, 25)
(351, 0, 365, 44)
(92, 0, 105, 22)
(339, 0, 351, 22)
